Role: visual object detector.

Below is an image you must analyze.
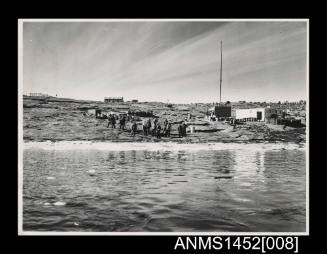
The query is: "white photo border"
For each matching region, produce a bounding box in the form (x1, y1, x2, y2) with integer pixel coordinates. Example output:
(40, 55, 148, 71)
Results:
(18, 18, 310, 236)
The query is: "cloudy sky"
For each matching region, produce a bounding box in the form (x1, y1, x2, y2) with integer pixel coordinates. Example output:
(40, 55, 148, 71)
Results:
(23, 21, 307, 103)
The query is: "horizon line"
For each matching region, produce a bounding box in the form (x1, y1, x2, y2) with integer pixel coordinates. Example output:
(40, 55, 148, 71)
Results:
(22, 94, 306, 104)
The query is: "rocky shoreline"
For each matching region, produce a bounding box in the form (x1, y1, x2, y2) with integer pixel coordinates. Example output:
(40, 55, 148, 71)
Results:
(23, 98, 306, 144)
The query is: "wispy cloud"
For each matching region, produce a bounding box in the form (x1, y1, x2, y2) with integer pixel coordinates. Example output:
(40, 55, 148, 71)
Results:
(23, 21, 307, 103)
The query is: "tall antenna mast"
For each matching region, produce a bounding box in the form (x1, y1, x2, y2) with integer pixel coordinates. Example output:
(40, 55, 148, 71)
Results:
(219, 40, 222, 104)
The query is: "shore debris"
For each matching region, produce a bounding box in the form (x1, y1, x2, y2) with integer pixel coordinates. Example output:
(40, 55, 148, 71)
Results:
(87, 169, 96, 176)
(53, 201, 66, 206)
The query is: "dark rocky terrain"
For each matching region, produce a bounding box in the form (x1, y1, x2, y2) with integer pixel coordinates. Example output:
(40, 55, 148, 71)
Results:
(23, 97, 306, 144)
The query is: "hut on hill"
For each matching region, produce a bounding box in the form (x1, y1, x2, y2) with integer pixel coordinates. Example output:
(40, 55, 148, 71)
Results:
(104, 97, 124, 103)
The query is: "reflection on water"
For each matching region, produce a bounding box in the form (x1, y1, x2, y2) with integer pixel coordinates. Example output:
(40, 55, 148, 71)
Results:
(23, 145, 306, 232)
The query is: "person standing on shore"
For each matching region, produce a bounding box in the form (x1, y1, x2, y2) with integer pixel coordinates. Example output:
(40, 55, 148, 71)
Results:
(178, 123, 183, 138)
(131, 121, 137, 136)
(111, 115, 116, 129)
(119, 115, 126, 130)
(163, 124, 167, 137)
(152, 119, 158, 136)
(123, 116, 126, 130)
(166, 123, 171, 137)
(142, 118, 148, 136)
(107, 114, 112, 128)
(182, 122, 187, 137)
(164, 119, 168, 128)
(146, 118, 151, 135)
(156, 124, 162, 139)
(119, 116, 122, 129)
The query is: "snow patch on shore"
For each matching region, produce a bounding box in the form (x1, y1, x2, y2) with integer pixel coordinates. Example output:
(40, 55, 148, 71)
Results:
(23, 141, 305, 151)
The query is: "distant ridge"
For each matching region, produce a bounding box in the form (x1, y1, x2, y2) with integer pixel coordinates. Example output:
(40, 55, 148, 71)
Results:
(23, 95, 101, 104)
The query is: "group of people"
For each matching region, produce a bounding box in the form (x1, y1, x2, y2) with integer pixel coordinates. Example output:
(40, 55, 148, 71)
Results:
(177, 122, 187, 138)
(141, 118, 172, 138)
(107, 114, 126, 130)
(105, 114, 187, 138)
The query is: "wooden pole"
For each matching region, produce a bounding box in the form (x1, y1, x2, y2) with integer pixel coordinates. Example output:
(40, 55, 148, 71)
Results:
(220, 40, 222, 104)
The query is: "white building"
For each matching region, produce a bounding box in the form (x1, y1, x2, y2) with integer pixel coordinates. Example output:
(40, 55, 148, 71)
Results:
(29, 92, 50, 97)
(235, 108, 265, 121)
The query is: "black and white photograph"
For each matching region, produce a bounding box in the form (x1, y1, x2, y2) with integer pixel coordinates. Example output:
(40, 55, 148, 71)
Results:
(18, 19, 308, 234)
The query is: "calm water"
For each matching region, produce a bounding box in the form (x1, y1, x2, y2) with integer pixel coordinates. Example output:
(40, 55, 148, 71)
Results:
(23, 142, 306, 232)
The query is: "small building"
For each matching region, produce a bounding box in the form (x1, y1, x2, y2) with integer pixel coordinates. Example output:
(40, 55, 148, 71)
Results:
(265, 107, 284, 117)
(132, 99, 138, 103)
(87, 109, 102, 117)
(285, 109, 291, 115)
(301, 117, 306, 125)
(104, 97, 124, 103)
(265, 107, 284, 124)
(278, 118, 302, 128)
(208, 105, 232, 118)
(235, 108, 265, 121)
